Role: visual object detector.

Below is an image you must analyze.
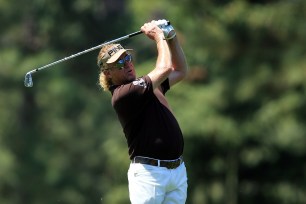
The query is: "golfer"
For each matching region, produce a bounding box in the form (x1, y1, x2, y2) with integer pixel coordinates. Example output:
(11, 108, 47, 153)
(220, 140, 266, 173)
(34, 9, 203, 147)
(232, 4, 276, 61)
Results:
(97, 20, 188, 204)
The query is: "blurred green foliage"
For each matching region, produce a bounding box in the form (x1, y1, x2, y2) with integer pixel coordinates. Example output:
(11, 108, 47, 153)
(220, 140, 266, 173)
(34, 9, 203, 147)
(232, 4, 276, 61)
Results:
(1, 0, 306, 203)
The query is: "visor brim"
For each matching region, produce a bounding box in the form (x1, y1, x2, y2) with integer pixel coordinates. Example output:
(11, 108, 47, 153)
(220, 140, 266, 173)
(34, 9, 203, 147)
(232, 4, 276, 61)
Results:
(106, 49, 133, 64)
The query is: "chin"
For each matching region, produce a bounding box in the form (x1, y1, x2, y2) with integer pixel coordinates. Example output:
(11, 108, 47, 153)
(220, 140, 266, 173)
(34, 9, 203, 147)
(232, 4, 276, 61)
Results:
(129, 75, 136, 81)
(125, 77, 135, 84)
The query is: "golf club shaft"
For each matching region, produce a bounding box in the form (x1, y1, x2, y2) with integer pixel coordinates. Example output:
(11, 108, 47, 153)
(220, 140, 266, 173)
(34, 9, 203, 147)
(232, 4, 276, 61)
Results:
(26, 30, 142, 75)
(24, 20, 170, 87)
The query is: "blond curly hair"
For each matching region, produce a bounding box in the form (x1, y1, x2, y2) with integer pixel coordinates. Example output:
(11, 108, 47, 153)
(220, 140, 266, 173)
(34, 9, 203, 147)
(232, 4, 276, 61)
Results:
(98, 72, 112, 91)
(97, 44, 115, 91)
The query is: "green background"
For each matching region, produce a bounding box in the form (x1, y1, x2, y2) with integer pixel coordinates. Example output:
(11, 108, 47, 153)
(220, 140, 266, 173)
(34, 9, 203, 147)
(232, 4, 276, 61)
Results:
(1, 0, 306, 203)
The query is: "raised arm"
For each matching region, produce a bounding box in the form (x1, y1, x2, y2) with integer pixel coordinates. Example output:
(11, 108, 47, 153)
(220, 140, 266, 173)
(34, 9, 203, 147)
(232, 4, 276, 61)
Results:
(141, 21, 172, 90)
(167, 36, 188, 87)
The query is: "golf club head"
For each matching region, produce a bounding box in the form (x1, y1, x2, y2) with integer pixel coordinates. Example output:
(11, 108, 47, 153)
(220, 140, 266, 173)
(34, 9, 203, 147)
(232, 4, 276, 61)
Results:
(24, 73, 33, 87)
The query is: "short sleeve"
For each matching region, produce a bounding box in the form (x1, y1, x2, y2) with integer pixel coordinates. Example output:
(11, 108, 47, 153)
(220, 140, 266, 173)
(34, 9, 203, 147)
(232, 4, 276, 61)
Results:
(161, 78, 170, 94)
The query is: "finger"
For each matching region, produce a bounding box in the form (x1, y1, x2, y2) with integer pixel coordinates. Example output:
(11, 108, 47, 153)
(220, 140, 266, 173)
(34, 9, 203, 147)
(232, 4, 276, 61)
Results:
(140, 23, 148, 31)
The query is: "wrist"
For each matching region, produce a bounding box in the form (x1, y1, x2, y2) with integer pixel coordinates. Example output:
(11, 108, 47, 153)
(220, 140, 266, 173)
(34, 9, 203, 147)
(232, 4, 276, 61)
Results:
(155, 34, 165, 44)
(162, 25, 176, 40)
(166, 34, 177, 43)
(165, 30, 176, 40)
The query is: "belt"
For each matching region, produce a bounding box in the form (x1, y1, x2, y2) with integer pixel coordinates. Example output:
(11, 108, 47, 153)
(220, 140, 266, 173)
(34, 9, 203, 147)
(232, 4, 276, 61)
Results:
(132, 156, 183, 169)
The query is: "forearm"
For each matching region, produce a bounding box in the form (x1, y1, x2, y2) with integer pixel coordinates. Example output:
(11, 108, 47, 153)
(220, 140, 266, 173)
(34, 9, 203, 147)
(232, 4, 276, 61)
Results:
(167, 36, 188, 75)
(156, 37, 172, 72)
(165, 36, 188, 86)
(148, 36, 172, 90)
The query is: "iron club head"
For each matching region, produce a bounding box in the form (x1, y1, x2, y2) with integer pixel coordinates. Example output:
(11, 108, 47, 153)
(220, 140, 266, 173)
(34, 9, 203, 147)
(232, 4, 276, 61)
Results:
(24, 73, 33, 87)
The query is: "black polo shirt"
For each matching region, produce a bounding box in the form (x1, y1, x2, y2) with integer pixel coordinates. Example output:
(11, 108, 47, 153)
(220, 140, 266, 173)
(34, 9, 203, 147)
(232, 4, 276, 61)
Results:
(110, 75, 184, 160)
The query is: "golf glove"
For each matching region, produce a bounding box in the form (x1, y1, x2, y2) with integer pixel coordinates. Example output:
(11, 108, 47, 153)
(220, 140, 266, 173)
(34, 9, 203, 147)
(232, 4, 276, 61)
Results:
(156, 19, 176, 40)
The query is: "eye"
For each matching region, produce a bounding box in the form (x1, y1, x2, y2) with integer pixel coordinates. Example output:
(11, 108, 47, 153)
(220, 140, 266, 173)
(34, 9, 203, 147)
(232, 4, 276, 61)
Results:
(117, 59, 124, 65)
(125, 55, 132, 62)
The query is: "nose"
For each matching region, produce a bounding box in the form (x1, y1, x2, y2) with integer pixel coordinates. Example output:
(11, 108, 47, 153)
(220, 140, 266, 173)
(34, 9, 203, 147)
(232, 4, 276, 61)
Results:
(124, 61, 133, 69)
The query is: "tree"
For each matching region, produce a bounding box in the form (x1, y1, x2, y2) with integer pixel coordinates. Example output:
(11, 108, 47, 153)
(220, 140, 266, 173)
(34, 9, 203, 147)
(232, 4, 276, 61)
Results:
(1, 0, 306, 203)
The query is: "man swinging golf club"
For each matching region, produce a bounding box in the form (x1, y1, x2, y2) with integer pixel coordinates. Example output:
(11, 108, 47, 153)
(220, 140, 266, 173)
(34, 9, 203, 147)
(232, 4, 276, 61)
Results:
(97, 19, 188, 204)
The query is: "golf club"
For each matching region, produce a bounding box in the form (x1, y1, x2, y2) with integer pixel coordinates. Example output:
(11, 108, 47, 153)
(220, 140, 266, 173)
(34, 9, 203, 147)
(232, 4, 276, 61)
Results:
(24, 21, 170, 87)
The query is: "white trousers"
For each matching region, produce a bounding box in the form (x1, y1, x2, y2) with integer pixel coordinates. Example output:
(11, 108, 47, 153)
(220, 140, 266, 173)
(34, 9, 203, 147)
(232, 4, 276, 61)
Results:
(127, 162, 188, 204)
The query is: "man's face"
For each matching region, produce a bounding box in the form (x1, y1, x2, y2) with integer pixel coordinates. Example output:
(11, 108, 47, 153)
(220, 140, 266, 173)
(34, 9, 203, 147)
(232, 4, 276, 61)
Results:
(105, 53, 136, 85)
